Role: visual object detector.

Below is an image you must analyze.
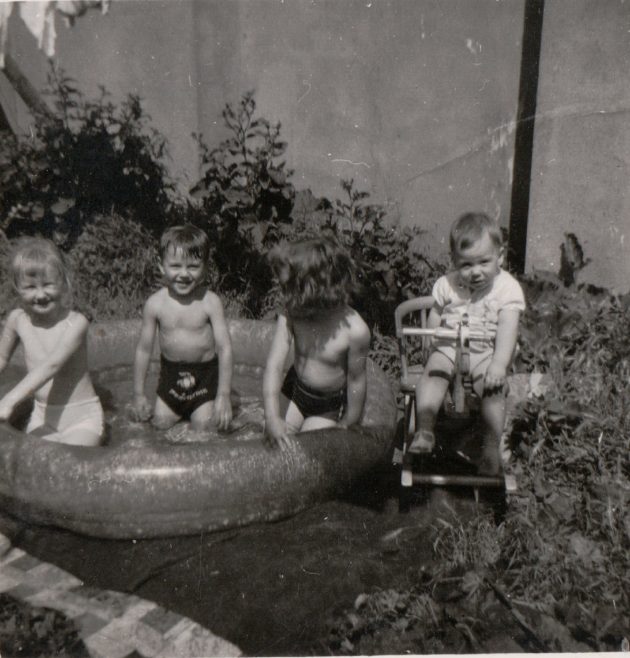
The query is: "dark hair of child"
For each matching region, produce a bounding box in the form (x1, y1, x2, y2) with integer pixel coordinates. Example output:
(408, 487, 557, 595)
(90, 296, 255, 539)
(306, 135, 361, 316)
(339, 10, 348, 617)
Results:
(160, 224, 210, 263)
(449, 212, 503, 256)
(269, 235, 357, 319)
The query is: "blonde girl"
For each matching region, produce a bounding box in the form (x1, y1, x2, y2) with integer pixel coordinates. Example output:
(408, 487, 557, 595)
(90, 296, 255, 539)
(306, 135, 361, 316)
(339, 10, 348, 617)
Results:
(0, 238, 104, 446)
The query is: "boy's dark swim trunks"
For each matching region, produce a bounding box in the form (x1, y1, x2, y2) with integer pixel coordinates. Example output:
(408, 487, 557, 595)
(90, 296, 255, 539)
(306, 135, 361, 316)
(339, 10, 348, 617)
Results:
(157, 355, 219, 418)
(281, 366, 346, 418)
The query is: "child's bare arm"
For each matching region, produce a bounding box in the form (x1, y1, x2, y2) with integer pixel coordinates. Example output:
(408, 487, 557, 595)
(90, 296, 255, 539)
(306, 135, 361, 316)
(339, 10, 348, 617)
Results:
(427, 303, 442, 329)
(340, 320, 371, 427)
(206, 293, 233, 430)
(132, 297, 158, 420)
(0, 314, 89, 420)
(485, 308, 520, 391)
(0, 311, 20, 375)
(263, 314, 293, 449)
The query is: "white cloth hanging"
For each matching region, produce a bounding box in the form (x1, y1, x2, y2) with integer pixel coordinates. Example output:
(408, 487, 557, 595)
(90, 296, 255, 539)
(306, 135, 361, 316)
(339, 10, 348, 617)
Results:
(19, 1, 57, 59)
(0, 2, 15, 68)
(0, 0, 111, 67)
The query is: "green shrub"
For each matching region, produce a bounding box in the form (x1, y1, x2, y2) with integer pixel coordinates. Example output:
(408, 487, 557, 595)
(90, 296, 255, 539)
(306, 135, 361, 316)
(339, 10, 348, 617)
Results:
(0, 67, 178, 247)
(190, 91, 296, 315)
(303, 178, 444, 331)
(67, 214, 160, 320)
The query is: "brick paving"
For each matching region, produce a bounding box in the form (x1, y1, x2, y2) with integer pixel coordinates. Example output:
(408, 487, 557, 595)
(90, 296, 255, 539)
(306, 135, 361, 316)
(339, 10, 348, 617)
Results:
(0, 532, 241, 658)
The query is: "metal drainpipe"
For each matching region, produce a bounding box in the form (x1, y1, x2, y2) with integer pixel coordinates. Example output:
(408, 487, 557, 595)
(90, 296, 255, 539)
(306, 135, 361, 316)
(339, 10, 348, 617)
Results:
(507, 0, 545, 275)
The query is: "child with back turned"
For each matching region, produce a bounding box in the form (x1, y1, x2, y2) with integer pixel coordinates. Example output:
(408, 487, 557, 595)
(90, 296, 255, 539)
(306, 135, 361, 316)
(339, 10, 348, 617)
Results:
(131, 225, 233, 431)
(409, 212, 525, 475)
(263, 235, 371, 449)
(0, 238, 104, 446)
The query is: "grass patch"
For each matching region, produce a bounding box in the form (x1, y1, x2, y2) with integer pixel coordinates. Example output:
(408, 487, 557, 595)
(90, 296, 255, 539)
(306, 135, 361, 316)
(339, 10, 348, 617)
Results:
(319, 274, 630, 654)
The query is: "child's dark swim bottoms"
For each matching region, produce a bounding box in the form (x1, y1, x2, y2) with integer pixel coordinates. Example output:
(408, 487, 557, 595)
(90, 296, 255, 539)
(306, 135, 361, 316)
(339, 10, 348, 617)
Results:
(281, 366, 346, 418)
(157, 355, 219, 418)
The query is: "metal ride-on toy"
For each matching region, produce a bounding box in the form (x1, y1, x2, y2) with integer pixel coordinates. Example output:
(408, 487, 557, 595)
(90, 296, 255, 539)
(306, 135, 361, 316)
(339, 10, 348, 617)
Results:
(394, 296, 517, 511)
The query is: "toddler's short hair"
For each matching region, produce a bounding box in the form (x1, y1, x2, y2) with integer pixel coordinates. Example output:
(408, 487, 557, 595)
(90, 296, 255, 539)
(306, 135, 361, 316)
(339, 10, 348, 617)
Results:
(269, 234, 357, 319)
(160, 225, 210, 263)
(449, 212, 503, 256)
(11, 237, 72, 295)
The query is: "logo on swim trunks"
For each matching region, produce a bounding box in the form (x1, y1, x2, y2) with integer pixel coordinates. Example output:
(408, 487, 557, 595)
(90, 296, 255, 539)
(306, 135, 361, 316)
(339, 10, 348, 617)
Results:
(177, 372, 196, 390)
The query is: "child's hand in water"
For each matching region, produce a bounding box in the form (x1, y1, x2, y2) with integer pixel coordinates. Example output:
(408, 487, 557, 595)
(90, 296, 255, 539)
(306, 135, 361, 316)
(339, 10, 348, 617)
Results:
(264, 417, 295, 451)
(130, 395, 153, 422)
(213, 393, 232, 431)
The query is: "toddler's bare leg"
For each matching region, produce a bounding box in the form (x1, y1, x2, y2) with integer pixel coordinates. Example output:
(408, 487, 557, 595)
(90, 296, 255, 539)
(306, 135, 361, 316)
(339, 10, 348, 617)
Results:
(409, 351, 452, 453)
(152, 397, 180, 431)
(190, 401, 214, 431)
(478, 390, 506, 476)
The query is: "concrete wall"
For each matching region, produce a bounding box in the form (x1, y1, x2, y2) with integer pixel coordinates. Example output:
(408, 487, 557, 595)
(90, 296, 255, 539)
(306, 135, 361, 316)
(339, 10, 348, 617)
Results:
(3, 0, 524, 261)
(527, 0, 630, 292)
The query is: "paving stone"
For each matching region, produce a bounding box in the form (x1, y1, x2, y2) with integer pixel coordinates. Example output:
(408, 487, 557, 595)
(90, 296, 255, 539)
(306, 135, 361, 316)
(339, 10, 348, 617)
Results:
(25, 588, 92, 618)
(8, 553, 41, 572)
(70, 586, 126, 619)
(157, 622, 241, 658)
(130, 620, 167, 656)
(1, 542, 241, 657)
(4, 582, 39, 598)
(85, 629, 137, 658)
(25, 562, 83, 590)
(141, 605, 182, 634)
(0, 569, 21, 592)
(0, 544, 25, 567)
(74, 611, 111, 637)
(162, 617, 195, 640)
(124, 599, 158, 621)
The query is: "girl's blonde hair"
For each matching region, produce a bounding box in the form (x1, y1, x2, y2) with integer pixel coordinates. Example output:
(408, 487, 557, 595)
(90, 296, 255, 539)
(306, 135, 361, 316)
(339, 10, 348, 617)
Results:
(268, 234, 358, 319)
(11, 237, 72, 302)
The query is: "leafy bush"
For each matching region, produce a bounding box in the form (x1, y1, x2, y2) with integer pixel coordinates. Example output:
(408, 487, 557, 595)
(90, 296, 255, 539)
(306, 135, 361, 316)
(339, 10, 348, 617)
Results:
(68, 213, 160, 320)
(0, 67, 178, 247)
(190, 91, 296, 315)
(189, 93, 442, 325)
(0, 593, 89, 658)
(303, 178, 444, 331)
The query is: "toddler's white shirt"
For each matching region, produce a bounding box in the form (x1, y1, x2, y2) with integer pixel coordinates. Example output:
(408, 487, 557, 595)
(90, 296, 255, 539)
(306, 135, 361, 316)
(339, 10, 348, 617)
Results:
(432, 269, 525, 361)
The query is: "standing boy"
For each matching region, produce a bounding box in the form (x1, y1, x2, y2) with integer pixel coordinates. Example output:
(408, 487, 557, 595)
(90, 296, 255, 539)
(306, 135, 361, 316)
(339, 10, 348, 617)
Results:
(132, 225, 233, 431)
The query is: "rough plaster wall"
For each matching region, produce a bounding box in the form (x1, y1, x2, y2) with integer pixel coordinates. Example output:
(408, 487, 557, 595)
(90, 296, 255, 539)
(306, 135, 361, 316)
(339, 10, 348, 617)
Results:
(194, 0, 524, 258)
(4, 0, 523, 265)
(527, 0, 630, 292)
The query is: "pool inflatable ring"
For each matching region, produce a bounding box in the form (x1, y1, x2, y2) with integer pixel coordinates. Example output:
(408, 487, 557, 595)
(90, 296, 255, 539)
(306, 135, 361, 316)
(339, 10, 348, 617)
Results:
(0, 319, 397, 539)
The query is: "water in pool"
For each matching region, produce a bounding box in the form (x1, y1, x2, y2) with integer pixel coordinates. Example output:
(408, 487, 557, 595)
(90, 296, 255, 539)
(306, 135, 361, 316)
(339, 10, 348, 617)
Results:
(97, 363, 266, 447)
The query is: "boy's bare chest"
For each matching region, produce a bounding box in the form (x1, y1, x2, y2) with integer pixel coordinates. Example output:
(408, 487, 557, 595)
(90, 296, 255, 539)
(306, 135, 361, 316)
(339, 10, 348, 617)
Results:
(157, 304, 211, 333)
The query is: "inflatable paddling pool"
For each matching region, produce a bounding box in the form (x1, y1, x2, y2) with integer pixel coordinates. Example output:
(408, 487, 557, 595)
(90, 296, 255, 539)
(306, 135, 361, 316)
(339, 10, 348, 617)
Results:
(0, 319, 397, 539)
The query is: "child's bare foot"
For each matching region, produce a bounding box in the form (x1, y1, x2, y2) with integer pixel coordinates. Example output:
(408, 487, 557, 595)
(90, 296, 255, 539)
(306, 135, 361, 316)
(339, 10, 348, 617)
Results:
(408, 429, 435, 454)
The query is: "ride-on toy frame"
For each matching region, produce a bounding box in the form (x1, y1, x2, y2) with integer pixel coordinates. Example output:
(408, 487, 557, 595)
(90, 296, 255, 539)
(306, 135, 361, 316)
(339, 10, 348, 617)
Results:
(394, 297, 516, 509)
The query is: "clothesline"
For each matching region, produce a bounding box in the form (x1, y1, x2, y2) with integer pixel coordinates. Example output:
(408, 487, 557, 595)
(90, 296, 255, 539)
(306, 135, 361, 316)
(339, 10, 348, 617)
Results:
(0, 0, 111, 68)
